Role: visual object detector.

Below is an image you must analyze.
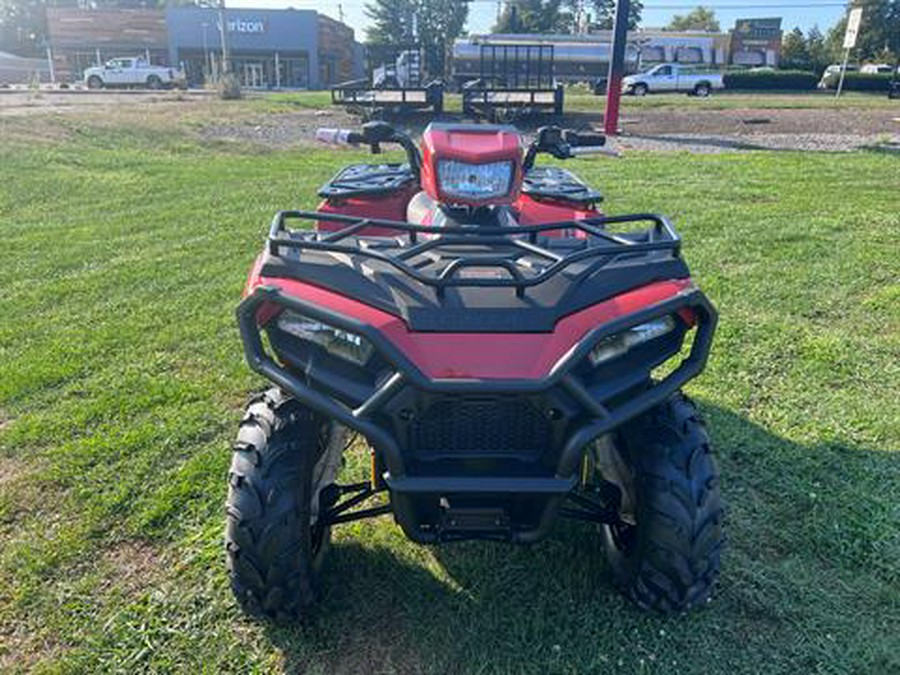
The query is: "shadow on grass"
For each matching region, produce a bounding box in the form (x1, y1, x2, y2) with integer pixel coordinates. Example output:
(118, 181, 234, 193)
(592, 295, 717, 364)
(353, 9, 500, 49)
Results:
(264, 402, 899, 674)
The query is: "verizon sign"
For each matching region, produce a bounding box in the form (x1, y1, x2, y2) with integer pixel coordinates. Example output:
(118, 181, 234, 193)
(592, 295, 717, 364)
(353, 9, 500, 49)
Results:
(843, 7, 863, 49)
(218, 18, 267, 34)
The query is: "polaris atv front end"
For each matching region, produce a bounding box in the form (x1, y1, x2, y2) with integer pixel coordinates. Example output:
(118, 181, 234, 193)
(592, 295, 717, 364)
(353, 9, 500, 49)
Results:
(226, 123, 723, 621)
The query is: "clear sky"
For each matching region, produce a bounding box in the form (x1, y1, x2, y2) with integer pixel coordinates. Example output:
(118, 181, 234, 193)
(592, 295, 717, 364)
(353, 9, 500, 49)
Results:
(231, 0, 849, 39)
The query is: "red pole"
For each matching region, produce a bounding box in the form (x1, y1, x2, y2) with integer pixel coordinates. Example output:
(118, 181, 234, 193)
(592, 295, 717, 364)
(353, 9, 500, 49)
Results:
(604, 0, 630, 135)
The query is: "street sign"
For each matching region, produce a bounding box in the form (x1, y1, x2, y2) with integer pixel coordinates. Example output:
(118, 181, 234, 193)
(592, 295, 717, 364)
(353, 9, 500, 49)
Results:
(843, 7, 863, 49)
(836, 7, 863, 97)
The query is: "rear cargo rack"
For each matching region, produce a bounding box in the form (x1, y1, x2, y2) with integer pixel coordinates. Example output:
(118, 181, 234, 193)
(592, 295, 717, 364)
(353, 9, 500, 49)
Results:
(267, 210, 681, 298)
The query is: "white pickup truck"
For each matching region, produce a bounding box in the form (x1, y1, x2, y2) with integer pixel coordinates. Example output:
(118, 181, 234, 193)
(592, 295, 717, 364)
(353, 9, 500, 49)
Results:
(623, 64, 724, 97)
(83, 57, 185, 90)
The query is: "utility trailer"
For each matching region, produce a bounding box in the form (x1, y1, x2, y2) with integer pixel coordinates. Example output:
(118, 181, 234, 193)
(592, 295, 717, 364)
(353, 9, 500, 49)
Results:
(331, 45, 444, 118)
(331, 83, 444, 118)
(459, 44, 564, 123)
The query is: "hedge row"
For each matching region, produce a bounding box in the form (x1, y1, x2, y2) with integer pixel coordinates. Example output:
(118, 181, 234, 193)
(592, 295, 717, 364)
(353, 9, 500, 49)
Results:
(819, 72, 895, 91)
(722, 70, 818, 90)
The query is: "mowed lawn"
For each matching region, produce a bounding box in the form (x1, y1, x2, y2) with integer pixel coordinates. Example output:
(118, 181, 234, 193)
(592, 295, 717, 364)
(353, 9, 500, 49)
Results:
(0, 105, 898, 674)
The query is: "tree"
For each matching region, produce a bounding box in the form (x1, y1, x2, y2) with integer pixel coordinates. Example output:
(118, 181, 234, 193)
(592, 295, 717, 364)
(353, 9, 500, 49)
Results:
(806, 25, 829, 73)
(824, 1, 900, 64)
(493, 0, 571, 33)
(416, 0, 468, 77)
(582, 0, 643, 31)
(364, 0, 468, 78)
(665, 6, 720, 32)
(365, 0, 417, 45)
(781, 26, 810, 70)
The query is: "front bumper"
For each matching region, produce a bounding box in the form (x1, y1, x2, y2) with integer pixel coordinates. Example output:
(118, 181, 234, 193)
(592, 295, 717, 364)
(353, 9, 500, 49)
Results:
(237, 284, 717, 542)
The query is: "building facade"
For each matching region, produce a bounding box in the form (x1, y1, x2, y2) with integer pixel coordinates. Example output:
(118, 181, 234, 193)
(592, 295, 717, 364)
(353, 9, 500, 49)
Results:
(46, 8, 168, 81)
(166, 7, 318, 89)
(729, 18, 783, 67)
(44, 6, 360, 88)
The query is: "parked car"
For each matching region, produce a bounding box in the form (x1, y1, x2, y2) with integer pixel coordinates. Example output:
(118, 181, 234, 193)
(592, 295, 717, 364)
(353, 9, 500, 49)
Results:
(83, 57, 185, 90)
(622, 64, 724, 97)
(817, 63, 858, 89)
(860, 63, 895, 74)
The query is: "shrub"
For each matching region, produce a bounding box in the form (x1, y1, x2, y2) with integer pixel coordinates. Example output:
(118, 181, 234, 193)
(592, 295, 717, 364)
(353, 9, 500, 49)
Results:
(217, 73, 242, 100)
(723, 70, 818, 91)
(820, 72, 893, 92)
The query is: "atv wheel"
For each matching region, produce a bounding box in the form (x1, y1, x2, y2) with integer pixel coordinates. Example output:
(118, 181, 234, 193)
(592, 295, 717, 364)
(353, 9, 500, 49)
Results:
(225, 388, 345, 622)
(591, 392, 723, 612)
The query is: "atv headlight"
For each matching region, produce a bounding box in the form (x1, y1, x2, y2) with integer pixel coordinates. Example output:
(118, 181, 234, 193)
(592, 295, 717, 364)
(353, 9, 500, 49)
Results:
(589, 316, 676, 366)
(437, 160, 513, 201)
(276, 310, 374, 366)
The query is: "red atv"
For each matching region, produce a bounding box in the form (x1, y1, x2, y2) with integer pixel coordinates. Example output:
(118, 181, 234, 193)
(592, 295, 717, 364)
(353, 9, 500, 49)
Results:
(227, 121, 723, 620)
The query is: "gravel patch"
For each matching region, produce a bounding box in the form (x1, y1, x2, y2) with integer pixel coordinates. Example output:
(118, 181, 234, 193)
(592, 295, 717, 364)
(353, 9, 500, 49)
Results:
(611, 132, 900, 153)
(198, 109, 356, 148)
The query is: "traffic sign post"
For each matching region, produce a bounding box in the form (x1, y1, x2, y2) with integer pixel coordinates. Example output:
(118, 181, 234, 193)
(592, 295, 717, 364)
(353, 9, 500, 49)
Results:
(604, 0, 630, 135)
(836, 6, 863, 98)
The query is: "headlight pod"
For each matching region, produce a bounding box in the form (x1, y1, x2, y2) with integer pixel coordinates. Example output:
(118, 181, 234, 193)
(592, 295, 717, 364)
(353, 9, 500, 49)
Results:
(276, 310, 375, 366)
(589, 316, 677, 366)
(437, 159, 513, 201)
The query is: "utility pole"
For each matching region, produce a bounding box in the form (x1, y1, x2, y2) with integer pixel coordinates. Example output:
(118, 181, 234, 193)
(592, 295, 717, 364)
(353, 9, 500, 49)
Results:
(218, 0, 230, 75)
(604, 0, 629, 135)
(43, 38, 55, 85)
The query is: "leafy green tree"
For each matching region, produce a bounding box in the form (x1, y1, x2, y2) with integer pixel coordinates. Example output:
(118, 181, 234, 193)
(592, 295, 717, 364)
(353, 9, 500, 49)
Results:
(364, 0, 468, 77)
(416, 0, 468, 77)
(581, 0, 643, 31)
(493, 0, 571, 33)
(824, 1, 900, 63)
(665, 6, 720, 32)
(824, 15, 847, 63)
(365, 0, 418, 44)
(805, 25, 829, 73)
(781, 26, 811, 70)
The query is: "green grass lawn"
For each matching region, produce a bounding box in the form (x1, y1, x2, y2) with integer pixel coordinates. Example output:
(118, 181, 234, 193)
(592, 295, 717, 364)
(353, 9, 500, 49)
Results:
(0, 107, 899, 674)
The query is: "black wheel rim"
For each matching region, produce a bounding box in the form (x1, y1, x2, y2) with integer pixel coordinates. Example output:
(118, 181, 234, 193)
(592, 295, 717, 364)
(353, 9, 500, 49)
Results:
(592, 438, 639, 556)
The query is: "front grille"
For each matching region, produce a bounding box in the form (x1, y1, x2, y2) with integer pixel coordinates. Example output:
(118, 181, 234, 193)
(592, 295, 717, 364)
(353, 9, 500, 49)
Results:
(409, 397, 552, 457)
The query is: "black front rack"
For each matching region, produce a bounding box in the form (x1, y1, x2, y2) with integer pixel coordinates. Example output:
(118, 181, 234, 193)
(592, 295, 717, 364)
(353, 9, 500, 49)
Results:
(268, 210, 682, 298)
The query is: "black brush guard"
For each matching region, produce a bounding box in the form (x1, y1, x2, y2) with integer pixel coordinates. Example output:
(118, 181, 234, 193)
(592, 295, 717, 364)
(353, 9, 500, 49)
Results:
(237, 211, 717, 542)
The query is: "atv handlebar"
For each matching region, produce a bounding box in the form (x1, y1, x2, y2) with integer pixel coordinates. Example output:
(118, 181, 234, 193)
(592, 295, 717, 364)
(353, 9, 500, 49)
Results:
(317, 123, 614, 177)
(315, 128, 365, 145)
(523, 126, 616, 171)
(316, 122, 422, 178)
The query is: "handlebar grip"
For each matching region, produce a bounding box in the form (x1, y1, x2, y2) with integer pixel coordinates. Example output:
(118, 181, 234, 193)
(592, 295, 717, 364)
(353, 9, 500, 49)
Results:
(315, 128, 363, 145)
(569, 146, 621, 157)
